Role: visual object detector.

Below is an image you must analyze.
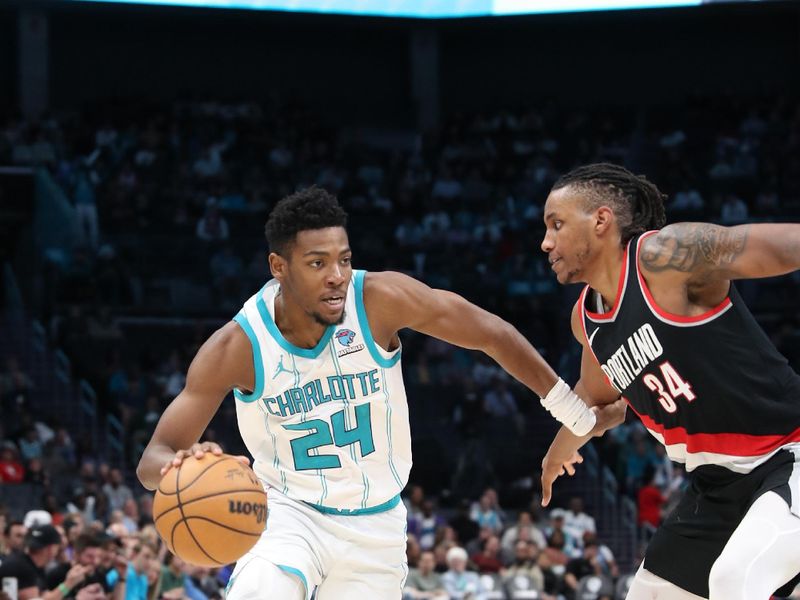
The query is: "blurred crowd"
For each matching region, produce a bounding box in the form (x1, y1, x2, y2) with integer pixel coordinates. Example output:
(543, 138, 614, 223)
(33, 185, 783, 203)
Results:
(2, 92, 800, 598)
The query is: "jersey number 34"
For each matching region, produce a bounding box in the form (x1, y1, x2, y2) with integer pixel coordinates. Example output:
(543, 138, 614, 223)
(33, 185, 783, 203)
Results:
(283, 403, 375, 470)
(643, 361, 696, 414)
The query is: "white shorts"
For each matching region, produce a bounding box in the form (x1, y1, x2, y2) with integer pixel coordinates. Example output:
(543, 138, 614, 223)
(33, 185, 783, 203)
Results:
(226, 488, 408, 599)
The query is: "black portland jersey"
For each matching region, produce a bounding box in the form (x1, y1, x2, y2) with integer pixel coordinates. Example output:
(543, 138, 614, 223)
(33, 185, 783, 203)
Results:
(581, 231, 800, 474)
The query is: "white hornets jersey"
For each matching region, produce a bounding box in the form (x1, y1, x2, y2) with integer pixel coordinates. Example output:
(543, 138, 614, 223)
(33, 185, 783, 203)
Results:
(232, 270, 412, 514)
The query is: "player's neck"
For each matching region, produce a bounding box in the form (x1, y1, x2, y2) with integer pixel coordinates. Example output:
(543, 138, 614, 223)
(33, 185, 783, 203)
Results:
(274, 291, 329, 349)
(587, 245, 626, 310)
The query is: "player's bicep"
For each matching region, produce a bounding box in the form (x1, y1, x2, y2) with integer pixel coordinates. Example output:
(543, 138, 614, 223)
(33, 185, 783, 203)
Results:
(639, 222, 799, 281)
(369, 271, 506, 350)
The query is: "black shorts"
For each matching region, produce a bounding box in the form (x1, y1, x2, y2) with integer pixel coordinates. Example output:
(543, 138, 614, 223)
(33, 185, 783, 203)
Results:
(643, 447, 800, 598)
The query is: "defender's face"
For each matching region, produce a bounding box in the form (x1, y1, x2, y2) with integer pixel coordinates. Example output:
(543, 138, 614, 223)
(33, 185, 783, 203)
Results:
(279, 227, 353, 326)
(541, 187, 595, 285)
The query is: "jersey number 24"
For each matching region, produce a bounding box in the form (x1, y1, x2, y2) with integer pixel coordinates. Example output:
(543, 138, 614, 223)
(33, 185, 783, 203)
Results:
(283, 403, 375, 470)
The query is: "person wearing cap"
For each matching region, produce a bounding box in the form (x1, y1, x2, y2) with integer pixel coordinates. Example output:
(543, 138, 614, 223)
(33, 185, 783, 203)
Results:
(0, 524, 82, 600)
(441, 546, 486, 600)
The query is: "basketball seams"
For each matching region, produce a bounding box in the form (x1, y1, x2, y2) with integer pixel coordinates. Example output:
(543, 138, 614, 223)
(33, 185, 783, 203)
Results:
(175, 458, 226, 566)
(157, 456, 241, 496)
(180, 516, 264, 537)
(154, 489, 267, 525)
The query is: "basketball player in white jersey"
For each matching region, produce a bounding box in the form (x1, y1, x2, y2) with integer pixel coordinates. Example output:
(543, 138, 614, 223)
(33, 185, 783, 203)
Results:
(137, 187, 624, 599)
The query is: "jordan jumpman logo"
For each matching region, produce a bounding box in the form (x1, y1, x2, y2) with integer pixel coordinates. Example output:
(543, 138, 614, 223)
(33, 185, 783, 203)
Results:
(273, 355, 292, 379)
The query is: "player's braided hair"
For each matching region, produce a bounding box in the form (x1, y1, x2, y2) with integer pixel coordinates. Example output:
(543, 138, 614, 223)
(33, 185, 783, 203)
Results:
(552, 163, 667, 243)
(265, 186, 348, 255)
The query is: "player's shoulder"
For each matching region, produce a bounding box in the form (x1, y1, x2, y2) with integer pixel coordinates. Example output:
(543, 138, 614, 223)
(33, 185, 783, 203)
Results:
(196, 321, 252, 373)
(361, 270, 419, 302)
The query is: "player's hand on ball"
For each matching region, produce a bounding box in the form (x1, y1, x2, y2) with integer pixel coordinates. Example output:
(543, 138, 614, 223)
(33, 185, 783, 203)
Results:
(540, 451, 583, 507)
(160, 442, 250, 477)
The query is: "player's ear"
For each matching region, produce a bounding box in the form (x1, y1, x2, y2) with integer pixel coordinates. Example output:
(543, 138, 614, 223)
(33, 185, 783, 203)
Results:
(268, 252, 287, 280)
(594, 206, 614, 236)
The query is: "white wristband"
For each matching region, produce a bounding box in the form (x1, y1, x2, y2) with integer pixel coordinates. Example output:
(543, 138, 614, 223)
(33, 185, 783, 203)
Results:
(540, 378, 597, 436)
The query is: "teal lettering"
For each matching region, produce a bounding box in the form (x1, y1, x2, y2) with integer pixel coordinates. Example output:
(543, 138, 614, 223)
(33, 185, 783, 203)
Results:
(277, 392, 295, 417)
(355, 371, 370, 395)
(290, 388, 308, 413)
(314, 379, 332, 404)
(263, 397, 280, 416)
(367, 369, 380, 393)
(304, 381, 320, 407)
(327, 376, 346, 401)
(341, 374, 356, 398)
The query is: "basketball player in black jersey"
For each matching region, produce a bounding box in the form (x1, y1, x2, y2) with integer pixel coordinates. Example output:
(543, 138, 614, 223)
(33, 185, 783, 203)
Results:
(538, 163, 800, 599)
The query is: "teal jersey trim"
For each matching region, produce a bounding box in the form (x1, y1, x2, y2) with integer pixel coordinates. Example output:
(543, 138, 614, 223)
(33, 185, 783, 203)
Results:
(352, 270, 402, 368)
(305, 493, 400, 516)
(256, 291, 334, 358)
(232, 313, 265, 403)
(276, 564, 308, 596)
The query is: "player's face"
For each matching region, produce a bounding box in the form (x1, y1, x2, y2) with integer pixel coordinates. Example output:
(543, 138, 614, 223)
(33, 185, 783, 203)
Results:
(541, 187, 596, 284)
(275, 227, 353, 326)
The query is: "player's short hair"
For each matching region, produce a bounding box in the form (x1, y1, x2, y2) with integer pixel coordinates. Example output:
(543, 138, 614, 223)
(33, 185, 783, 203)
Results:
(264, 186, 348, 256)
(552, 162, 667, 243)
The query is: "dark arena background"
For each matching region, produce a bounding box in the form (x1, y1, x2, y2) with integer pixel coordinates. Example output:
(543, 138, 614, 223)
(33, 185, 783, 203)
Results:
(1, 0, 799, 598)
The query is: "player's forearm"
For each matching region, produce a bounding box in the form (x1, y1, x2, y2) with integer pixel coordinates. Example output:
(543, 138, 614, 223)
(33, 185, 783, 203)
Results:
(484, 319, 559, 397)
(137, 442, 178, 490)
(545, 426, 593, 466)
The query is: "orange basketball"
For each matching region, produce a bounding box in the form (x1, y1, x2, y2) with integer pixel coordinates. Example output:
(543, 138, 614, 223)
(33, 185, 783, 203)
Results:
(153, 454, 266, 567)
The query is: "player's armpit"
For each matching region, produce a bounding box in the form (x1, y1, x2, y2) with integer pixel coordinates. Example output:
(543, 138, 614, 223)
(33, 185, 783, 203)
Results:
(639, 222, 800, 282)
(136, 321, 253, 490)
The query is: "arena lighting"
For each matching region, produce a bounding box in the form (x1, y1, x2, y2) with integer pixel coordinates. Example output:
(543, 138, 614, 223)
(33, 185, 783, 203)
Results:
(64, 0, 704, 19)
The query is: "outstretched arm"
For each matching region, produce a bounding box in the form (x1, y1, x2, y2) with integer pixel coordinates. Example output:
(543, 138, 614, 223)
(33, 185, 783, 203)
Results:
(136, 322, 253, 490)
(640, 222, 800, 283)
(364, 271, 560, 398)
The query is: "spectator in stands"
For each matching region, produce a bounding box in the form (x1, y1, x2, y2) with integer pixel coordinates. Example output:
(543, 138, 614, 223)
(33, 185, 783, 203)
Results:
(562, 497, 596, 547)
(542, 529, 569, 568)
(45, 532, 119, 600)
(403, 550, 448, 600)
(120, 500, 139, 534)
(470, 490, 503, 534)
(544, 510, 579, 558)
(502, 540, 545, 592)
(442, 546, 486, 600)
(449, 500, 479, 547)
(413, 500, 446, 551)
(159, 554, 186, 599)
(0, 447, 24, 483)
(0, 525, 71, 600)
(103, 469, 133, 514)
(624, 437, 657, 494)
(3, 521, 27, 557)
(501, 511, 547, 558)
(637, 466, 665, 529)
(195, 198, 229, 243)
(107, 540, 154, 600)
(470, 535, 504, 574)
(581, 532, 618, 579)
(563, 540, 603, 599)
(406, 534, 422, 570)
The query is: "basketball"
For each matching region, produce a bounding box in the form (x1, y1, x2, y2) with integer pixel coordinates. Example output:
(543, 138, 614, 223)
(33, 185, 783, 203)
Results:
(153, 454, 266, 567)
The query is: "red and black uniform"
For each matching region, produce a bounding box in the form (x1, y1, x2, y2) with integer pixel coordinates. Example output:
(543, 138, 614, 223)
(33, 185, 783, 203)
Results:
(580, 231, 800, 597)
